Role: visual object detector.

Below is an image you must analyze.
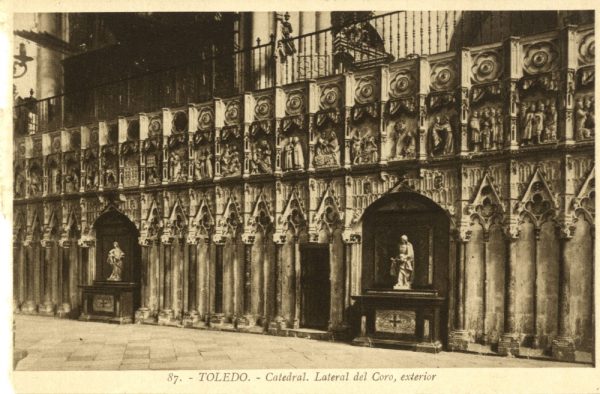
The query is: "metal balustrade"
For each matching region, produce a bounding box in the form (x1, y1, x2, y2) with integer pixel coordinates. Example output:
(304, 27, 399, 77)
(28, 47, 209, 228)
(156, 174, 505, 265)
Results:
(13, 11, 566, 135)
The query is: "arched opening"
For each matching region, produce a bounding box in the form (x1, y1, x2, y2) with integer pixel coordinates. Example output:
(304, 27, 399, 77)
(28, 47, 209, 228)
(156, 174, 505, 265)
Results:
(92, 209, 141, 311)
(361, 191, 451, 293)
(355, 191, 452, 350)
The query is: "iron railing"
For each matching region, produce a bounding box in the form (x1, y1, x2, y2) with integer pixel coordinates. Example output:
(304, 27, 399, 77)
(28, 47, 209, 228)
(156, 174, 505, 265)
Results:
(13, 11, 553, 134)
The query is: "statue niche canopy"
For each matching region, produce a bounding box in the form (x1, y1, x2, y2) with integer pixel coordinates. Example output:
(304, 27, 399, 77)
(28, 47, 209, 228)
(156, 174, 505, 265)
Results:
(79, 209, 141, 324)
(353, 191, 451, 353)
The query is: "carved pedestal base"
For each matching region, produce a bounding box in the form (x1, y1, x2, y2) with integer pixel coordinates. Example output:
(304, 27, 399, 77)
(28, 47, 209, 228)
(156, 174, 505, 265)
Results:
(20, 301, 37, 314)
(448, 330, 470, 351)
(498, 333, 520, 357)
(56, 303, 71, 318)
(157, 309, 174, 325)
(551, 336, 576, 362)
(134, 307, 153, 323)
(182, 311, 200, 327)
(38, 302, 55, 316)
(210, 313, 226, 325)
(268, 316, 288, 334)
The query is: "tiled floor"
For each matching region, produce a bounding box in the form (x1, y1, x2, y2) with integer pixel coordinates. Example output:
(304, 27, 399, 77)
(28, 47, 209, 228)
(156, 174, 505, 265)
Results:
(14, 315, 586, 370)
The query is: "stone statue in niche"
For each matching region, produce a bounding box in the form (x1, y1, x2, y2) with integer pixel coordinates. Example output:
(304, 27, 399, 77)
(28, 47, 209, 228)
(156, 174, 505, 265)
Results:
(390, 235, 414, 290)
(470, 110, 481, 151)
(575, 96, 595, 139)
(104, 167, 117, 188)
(194, 147, 213, 179)
(64, 168, 79, 193)
(220, 144, 241, 176)
(169, 152, 183, 181)
(283, 137, 304, 171)
(471, 107, 504, 152)
(392, 119, 415, 159)
(520, 100, 558, 145)
(351, 128, 378, 164)
(85, 164, 98, 190)
(314, 128, 340, 167)
(29, 171, 41, 196)
(250, 139, 272, 174)
(107, 241, 125, 281)
(430, 115, 454, 156)
(14, 172, 25, 197)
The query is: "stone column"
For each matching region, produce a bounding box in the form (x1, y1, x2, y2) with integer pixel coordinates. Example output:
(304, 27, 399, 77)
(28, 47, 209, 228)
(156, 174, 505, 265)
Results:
(416, 58, 429, 160)
(170, 239, 183, 321)
(329, 233, 345, 334)
(293, 239, 301, 329)
(16, 242, 27, 311)
(36, 13, 63, 99)
(449, 233, 469, 351)
(38, 242, 54, 315)
(56, 242, 71, 317)
(498, 236, 520, 356)
(158, 240, 174, 324)
(269, 239, 286, 331)
(559, 25, 576, 145)
(250, 232, 266, 326)
(135, 242, 153, 322)
(503, 36, 521, 150)
(239, 236, 253, 325)
(183, 241, 200, 327)
(552, 231, 576, 361)
(196, 239, 210, 323)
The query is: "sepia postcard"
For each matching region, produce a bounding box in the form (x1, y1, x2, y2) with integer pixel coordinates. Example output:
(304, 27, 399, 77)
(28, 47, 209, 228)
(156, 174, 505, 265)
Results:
(2, 1, 599, 393)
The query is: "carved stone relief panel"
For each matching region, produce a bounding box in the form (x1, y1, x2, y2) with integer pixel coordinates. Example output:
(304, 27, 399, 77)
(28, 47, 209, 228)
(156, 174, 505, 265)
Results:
(63, 150, 80, 193)
(219, 125, 242, 178)
(386, 67, 417, 161)
(471, 49, 504, 84)
(427, 108, 457, 157)
(192, 106, 215, 180)
(244, 184, 275, 236)
(14, 159, 26, 199)
(47, 152, 61, 195)
(167, 111, 189, 183)
(280, 90, 306, 172)
(429, 60, 458, 92)
(188, 188, 215, 242)
(314, 82, 343, 169)
(468, 101, 504, 152)
(83, 127, 99, 191)
(249, 95, 274, 175)
(143, 115, 162, 185)
(350, 75, 380, 166)
(574, 93, 594, 141)
(518, 94, 559, 146)
(521, 40, 560, 92)
(122, 119, 140, 187)
(415, 168, 458, 216)
(577, 29, 594, 89)
(102, 123, 119, 189)
(162, 191, 189, 241)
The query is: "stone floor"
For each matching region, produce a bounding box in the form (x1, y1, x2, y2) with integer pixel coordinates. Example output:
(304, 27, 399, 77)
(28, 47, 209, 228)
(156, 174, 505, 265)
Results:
(13, 315, 587, 370)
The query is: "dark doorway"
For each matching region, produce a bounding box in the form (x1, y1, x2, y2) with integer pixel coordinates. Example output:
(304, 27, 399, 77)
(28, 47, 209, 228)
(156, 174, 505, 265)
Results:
(301, 245, 330, 330)
(93, 209, 141, 309)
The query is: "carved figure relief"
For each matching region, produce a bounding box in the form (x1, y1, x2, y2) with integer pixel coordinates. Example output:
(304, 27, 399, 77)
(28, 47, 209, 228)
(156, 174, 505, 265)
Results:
(429, 115, 454, 156)
(470, 106, 503, 151)
(28, 161, 42, 196)
(14, 163, 26, 198)
(144, 116, 162, 185)
(248, 119, 273, 175)
(520, 99, 558, 145)
(575, 95, 595, 140)
(167, 128, 188, 183)
(64, 154, 80, 193)
(351, 124, 378, 165)
(314, 127, 340, 167)
(219, 126, 242, 177)
(390, 118, 416, 159)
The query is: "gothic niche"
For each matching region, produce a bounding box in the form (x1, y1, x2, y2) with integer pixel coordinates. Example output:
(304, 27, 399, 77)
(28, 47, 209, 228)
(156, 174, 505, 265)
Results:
(82, 127, 99, 191)
(28, 160, 42, 197)
(102, 123, 119, 188)
(248, 122, 273, 175)
(168, 111, 189, 183)
(192, 107, 214, 181)
(47, 153, 61, 195)
(519, 98, 558, 145)
(350, 107, 379, 165)
(387, 69, 417, 160)
(575, 94, 594, 141)
(63, 153, 80, 193)
(219, 125, 242, 178)
(469, 104, 504, 152)
(121, 120, 140, 187)
(143, 116, 162, 185)
(14, 161, 26, 198)
(313, 110, 341, 168)
(428, 112, 456, 157)
(280, 118, 306, 172)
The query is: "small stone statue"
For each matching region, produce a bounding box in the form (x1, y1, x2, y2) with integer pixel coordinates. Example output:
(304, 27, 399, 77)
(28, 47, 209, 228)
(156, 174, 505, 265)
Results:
(107, 241, 125, 281)
(390, 235, 414, 290)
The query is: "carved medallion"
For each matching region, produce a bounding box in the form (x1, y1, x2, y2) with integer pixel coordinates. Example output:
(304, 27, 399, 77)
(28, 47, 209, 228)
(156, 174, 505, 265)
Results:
(430, 61, 457, 92)
(389, 69, 415, 99)
(523, 41, 559, 75)
(471, 51, 503, 83)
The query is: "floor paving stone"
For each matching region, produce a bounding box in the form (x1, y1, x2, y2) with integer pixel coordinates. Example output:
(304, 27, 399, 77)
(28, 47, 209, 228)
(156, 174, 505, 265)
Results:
(14, 314, 588, 371)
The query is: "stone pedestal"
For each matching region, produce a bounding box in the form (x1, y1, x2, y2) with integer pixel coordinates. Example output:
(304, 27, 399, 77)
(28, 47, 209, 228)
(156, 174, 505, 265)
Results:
(56, 303, 71, 318)
(182, 311, 200, 327)
(134, 307, 153, 323)
(79, 281, 138, 324)
(38, 302, 55, 316)
(351, 289, 445, 354)
(448, 330, 470, 351)
(498, 333, 520, 357)
(551, 336, 576, 362)
(157, 309, 175, 325)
